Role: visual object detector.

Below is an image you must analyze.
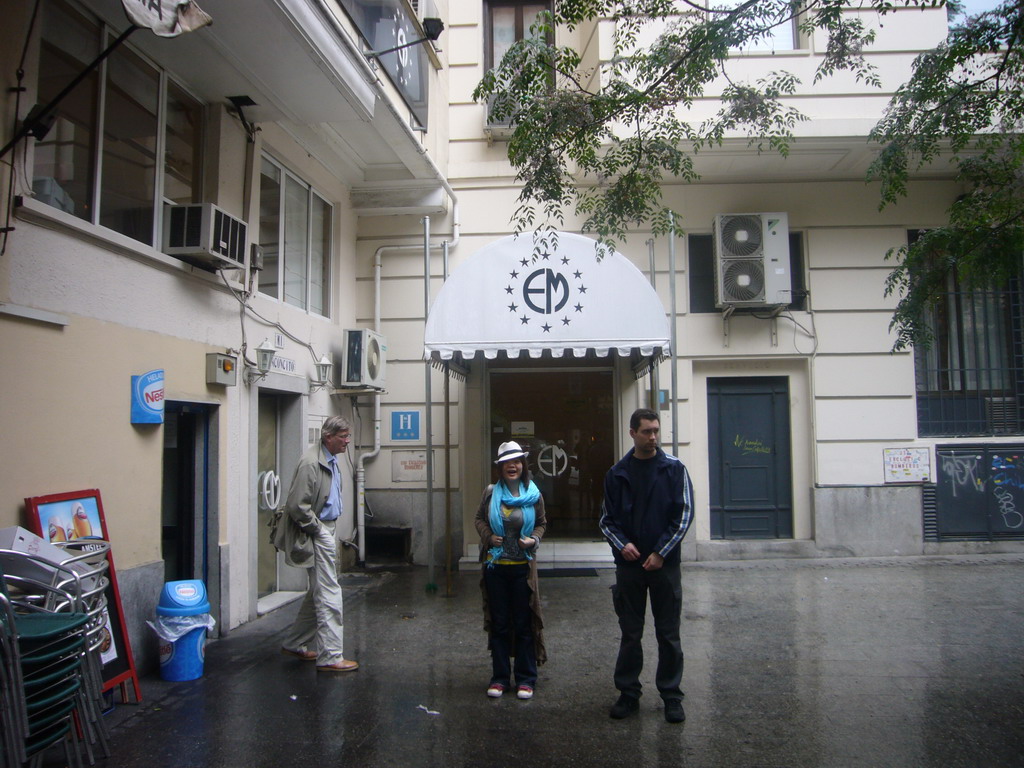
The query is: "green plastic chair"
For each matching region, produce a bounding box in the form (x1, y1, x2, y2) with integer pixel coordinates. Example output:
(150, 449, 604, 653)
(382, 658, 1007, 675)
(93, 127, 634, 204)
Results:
(1, 592, 83, 768)
(0, 556, 88, 768)
(50, 540, 115, 760)
(3, 542, 114, 764)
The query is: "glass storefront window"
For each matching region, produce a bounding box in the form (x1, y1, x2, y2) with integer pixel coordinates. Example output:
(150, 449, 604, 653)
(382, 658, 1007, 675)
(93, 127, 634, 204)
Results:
(100, 45, 159, 244)
(258, 158, 282, 300)
(32, 0, 100, 221)
(259, 154, 332, 316)
(32, 0, 206, 245)
(164, 82, 204, 205)
(283, 174, 309, 310)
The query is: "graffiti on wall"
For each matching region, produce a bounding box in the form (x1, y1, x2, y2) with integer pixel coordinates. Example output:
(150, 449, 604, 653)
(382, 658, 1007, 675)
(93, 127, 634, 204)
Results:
(937, 451, 1024, 530)
(991, 454, 1024, 529)
(939, 454, 985, 497)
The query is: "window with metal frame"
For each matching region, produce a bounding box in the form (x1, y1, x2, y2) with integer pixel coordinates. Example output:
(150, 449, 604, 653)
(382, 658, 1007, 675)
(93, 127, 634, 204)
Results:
(709, 0, 801, 52)
(257, 155, 332, 317)
(914, 248, 1024, 437)
(31, 0, 204, 245)
(484, 0, 552, 71)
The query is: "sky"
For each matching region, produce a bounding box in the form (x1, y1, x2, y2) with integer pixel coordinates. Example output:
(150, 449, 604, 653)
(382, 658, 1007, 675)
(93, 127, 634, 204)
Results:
(956, 0, 1004, 16)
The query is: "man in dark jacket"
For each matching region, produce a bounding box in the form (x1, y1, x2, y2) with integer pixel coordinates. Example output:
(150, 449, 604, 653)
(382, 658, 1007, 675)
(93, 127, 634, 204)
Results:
(599, 408, 693, 723)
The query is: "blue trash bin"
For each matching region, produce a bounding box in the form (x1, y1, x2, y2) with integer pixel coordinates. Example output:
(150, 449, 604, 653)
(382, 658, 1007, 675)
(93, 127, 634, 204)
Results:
(155, 580, 210, 682)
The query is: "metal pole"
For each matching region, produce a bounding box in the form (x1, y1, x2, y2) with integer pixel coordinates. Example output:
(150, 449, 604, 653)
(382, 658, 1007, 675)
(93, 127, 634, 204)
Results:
(424, 216, 436, 591)
(668, 215, 679, 456)
(442, 241, 454, 596)
(647, 238, 660, 412)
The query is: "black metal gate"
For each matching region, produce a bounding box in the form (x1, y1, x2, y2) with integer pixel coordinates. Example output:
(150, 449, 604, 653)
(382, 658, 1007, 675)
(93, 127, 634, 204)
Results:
(928, 445, 1024, 540)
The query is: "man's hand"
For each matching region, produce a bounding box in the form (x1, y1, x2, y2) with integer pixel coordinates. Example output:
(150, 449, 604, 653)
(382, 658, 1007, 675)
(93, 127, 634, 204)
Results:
(621, 543, 641, 561)
(642, 552, 664, 571)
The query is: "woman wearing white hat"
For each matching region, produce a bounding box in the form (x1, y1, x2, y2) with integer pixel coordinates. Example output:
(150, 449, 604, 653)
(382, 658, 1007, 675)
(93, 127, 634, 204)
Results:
(474, 440, 548, 700)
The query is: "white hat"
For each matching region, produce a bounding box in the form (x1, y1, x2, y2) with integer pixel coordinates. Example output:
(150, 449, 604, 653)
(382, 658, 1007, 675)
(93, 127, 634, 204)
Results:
(494, 441, 528, 464)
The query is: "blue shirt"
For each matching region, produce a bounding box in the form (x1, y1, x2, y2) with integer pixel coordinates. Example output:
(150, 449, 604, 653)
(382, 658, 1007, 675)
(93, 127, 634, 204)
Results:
(319, 446, 341, 521)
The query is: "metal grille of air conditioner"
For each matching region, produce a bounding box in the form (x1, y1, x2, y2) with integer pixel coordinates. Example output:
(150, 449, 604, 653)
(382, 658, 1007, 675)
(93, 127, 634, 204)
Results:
(719, 215, 763, 258)
(163, 203, 246, 270)
(713, 212, 791, 308)
(721, 259, 766, 302)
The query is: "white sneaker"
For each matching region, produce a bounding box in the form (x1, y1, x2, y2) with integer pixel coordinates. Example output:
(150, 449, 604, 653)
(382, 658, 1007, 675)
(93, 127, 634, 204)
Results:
(517, 686, 534, 700)
(487, 683, 505, 698)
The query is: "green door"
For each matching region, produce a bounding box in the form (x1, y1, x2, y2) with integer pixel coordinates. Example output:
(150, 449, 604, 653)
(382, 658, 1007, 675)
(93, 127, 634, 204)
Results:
(708, 377, 793, 538)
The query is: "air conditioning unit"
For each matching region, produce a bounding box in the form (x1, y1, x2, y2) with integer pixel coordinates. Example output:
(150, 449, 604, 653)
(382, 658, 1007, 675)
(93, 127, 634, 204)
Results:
(483, 95, 514, 142)
(340, 329, 387, 389)
(163, 203, 247, 271)
(713, 212, 791, 308)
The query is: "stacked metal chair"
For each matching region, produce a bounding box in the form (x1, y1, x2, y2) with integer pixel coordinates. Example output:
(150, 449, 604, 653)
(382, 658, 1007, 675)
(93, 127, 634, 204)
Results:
(49, 540, 114, 762)
(0, 553, 89, 767)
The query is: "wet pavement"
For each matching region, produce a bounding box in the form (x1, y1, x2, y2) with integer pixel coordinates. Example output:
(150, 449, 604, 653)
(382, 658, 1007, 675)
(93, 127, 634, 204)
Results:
(77, 555, 1024, 767)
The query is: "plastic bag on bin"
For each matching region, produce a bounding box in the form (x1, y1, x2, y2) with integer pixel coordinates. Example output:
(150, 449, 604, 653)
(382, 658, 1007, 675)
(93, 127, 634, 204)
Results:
(147, 613, 216, 643)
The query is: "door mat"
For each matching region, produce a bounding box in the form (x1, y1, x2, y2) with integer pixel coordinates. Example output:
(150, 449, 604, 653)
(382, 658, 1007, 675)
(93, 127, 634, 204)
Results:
(539, 568, 600, 577)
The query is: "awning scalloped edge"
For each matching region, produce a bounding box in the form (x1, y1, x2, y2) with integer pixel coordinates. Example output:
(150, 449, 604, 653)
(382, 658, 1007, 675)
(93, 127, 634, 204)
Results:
(424, 343, 669, 361)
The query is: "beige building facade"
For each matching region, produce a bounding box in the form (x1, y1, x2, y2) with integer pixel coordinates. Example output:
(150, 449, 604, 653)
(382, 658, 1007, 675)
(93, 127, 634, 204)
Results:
(2, 0, 1021, 672)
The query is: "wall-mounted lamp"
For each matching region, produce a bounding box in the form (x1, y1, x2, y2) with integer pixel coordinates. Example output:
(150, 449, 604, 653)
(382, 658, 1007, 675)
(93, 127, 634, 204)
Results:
(310, 355, 333, 391)
(246, 338, 276, 384)
(365, 17, 445, 59)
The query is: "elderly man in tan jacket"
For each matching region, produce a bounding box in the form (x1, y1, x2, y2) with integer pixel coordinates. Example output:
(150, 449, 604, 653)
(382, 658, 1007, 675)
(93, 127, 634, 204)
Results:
(279, 415, 359, 672)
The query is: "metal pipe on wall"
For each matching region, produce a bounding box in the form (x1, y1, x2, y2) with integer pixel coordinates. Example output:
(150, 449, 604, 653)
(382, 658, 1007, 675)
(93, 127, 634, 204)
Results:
(669, 216, 679, 456)
(442, 241, 454, 596)
(423, 216, 436, 588)
(647, 238, 661, 412)
(357, 193, 460, 565)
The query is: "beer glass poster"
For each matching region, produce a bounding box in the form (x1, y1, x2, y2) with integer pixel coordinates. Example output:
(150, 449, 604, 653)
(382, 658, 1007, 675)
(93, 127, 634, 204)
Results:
(24, 488, 141, 698)
(35, 494, 103, 542)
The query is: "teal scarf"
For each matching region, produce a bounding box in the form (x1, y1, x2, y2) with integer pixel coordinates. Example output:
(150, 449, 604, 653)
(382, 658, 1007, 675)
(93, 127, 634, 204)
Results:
(487, 480, 541, 566)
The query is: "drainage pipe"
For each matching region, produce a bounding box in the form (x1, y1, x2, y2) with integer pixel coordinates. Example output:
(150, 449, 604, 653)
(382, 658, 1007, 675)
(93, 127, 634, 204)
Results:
(423, 216, 436, 588)
(442, 241, 454, 596)
(356, 195, 460, 565)
(668, 216, 679, 456)
(243, 5, 464, 566)
(647, 238, 660, 412)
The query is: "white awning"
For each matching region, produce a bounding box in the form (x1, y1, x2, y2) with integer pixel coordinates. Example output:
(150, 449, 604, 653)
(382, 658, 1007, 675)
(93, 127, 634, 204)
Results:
(424, 233, 670, 364)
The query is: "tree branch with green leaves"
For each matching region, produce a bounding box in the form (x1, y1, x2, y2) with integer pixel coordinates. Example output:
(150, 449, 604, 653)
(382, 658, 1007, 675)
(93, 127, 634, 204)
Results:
(869, 1, 1024, 348)
(475, 0, 1023, 349)
(474, 0, 889, 246)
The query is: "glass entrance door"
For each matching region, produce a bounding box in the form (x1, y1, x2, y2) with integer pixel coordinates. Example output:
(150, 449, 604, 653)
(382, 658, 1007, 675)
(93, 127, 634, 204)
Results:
(490, 369, 614, 539)
(257, 394, 280, 597)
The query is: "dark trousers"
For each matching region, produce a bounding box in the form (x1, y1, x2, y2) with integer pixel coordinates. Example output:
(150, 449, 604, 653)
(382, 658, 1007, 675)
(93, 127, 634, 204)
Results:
(484, 563, 537, 688)
(611, 562, 683, 701)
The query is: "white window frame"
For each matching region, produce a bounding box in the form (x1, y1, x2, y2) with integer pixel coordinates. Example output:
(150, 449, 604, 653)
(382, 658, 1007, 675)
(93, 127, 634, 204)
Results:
(708, 0, 802, 53)
(257, 153, 333, 318)
(31, 0, 205, 247)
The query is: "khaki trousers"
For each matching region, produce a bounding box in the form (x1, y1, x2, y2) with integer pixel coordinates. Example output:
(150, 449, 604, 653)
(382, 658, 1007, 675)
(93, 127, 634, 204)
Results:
(282, 519, 345, 664)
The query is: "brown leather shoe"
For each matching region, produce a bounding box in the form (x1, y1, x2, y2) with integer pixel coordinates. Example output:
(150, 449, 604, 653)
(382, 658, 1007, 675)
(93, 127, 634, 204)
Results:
(281, 647, 317, 661)
(316, 659, 359, 672)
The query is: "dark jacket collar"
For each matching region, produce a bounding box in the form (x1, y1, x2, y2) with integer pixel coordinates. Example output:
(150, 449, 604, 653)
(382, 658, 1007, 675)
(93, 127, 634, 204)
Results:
(610, 446, 670, 478)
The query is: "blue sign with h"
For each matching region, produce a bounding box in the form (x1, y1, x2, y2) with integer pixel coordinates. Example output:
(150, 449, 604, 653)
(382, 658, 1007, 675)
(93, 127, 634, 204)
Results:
(391, 411, 420, 441)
